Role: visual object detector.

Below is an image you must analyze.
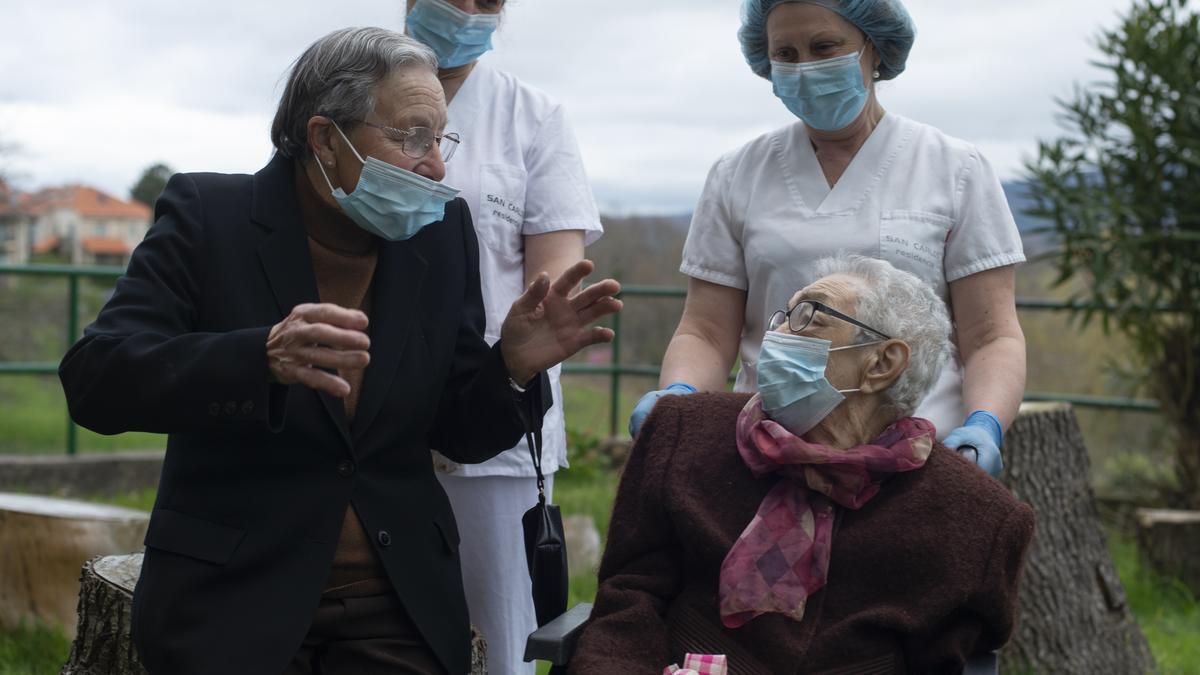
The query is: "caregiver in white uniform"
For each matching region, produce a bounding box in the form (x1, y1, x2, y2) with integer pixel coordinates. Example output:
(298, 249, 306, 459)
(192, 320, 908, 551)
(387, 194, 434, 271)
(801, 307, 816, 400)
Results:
(630, 0, 1026, 477)
(404, 1, 603, 673)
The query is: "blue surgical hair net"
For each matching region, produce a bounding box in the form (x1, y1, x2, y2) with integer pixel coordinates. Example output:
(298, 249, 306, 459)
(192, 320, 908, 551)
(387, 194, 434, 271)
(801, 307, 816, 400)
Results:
(739, 0, 916, 81)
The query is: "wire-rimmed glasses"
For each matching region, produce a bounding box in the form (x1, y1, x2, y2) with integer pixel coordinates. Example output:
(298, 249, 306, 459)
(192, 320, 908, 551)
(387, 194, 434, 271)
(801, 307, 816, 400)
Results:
(357, 120, 461, 162)
(768, 300, 892, 340)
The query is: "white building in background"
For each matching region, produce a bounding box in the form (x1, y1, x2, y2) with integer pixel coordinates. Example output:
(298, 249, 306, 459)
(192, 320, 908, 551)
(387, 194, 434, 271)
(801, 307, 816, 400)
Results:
(24, 185, 151, 266)
(0, 179, 29, 264)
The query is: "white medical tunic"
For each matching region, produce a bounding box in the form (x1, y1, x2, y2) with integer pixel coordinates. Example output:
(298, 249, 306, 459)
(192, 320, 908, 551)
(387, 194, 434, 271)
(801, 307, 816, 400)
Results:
(680, 113, 1024, 437)
(441, 61, 603, 477)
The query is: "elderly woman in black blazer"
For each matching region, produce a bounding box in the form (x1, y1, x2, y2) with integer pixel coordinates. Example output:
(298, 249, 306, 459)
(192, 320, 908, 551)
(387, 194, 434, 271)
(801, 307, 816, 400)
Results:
(59, 27, 620, 675)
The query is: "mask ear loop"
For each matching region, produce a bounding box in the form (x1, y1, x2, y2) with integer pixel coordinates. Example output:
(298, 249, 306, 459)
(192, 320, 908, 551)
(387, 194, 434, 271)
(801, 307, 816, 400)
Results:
(315, 157, 338, 194)
(315, 120, 367, 194)
(331, 121, 367, 165)
(828, 338, 887, 395)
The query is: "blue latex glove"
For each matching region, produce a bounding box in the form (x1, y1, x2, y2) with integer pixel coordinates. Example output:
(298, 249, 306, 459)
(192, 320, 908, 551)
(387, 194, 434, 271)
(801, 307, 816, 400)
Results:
(628, 383, 697, 437)
(942, 410, 1004, 478)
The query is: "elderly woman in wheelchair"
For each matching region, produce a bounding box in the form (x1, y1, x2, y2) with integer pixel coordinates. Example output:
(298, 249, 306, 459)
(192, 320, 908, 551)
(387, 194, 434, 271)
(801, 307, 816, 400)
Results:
(565, 256, 1034, 674)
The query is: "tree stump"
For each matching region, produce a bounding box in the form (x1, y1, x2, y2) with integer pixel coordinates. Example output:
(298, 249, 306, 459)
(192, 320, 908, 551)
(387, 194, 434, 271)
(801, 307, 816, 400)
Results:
(0, 492, 148, 637)
(62, 554, 147, 675)
(60, 553, 491, 674)
(1000, 403, 1155, 673)
(1135, 508, 1200, 597)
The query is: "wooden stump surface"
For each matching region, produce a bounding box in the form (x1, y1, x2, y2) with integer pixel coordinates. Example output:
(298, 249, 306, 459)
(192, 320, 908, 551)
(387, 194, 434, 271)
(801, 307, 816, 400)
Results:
(0, 493, 148, 637)
(1001, 403, 1155, 673)
(61, 554, 147, 675)
(1136, 508, 1200, 598)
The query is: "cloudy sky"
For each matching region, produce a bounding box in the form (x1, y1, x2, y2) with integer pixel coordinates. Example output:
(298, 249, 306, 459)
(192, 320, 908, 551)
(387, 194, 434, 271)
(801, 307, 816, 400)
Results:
(1, 0, 1131, 214)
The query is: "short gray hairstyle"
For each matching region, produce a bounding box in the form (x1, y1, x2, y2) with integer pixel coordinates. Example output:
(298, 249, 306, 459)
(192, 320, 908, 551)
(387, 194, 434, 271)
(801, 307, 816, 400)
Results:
(811, 255, 951, 417)
(271, 27, 438, 159)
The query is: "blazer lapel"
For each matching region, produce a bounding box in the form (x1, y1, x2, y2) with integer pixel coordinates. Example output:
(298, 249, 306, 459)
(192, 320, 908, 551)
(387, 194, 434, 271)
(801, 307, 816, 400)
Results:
(351, 239, 427, 443)
(251, 154, 353, 450)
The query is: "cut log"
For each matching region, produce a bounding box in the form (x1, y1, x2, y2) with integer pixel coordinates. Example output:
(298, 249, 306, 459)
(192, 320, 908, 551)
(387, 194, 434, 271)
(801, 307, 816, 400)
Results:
(60, 552, 490, 674)
(0, 492, 148, 636)
(1000, 403, 1155, 673)
(61, 554, 147, 675)
(1135, 508, 1200, 597)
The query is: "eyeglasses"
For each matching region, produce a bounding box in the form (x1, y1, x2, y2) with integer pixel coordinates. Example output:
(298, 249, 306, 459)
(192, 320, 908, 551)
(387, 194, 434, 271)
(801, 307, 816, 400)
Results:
(768, 300, 892, 340)
(357, 121, 461, 162)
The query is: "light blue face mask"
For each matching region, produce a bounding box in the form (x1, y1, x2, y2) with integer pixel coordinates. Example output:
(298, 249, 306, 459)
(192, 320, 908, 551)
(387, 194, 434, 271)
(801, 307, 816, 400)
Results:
(770, 50, 869, 132)
(756, 330, 881, 436)
(406, 0, 501, 69)
(317, 122, 460, 241)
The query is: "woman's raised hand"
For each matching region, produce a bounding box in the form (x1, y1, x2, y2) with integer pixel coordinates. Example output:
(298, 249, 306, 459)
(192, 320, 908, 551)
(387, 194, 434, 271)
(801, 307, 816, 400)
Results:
(500, 260, 621, 385)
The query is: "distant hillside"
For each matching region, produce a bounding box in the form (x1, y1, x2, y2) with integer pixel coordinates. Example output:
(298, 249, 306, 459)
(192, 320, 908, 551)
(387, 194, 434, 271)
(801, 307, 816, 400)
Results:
(1003, 180, 1057, 256)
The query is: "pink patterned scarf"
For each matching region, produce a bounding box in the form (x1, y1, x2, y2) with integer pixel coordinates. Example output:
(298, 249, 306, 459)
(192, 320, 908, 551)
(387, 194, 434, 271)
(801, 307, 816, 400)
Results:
(718, 395, 935, 628)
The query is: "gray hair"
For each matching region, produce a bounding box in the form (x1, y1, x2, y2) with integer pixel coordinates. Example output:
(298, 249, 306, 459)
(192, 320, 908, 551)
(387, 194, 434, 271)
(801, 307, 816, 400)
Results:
(811, 255, 951, 417)
(271, 27, 438, 160)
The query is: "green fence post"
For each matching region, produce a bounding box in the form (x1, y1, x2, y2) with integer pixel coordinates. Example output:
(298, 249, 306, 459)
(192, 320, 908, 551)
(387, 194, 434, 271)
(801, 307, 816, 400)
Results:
(608, 310, 622, 438)
(66, 273, 79, 455)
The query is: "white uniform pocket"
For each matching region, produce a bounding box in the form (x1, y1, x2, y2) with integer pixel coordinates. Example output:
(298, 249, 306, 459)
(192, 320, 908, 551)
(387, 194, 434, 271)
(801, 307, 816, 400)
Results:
(475, 163, 527, 262)
(879, 210, 953, 299)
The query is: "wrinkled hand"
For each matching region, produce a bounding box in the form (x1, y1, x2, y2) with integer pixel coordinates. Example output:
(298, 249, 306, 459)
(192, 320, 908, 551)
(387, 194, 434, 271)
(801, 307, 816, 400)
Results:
(629, 383, 697, 437)
(943, 425, 1003, 478)
(500, 260, 621, 385)
(266, 303, 370, 398)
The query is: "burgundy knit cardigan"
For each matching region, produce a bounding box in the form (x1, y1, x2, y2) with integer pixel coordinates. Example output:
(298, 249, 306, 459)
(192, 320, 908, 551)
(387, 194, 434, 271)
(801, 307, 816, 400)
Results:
(570, 393, 1035, 675)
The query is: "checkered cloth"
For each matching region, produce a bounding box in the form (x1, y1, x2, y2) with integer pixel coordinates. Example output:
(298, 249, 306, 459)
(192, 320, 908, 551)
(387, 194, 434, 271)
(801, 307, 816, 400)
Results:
(718, 395, 934, 628)
(663, 653, 728, 675)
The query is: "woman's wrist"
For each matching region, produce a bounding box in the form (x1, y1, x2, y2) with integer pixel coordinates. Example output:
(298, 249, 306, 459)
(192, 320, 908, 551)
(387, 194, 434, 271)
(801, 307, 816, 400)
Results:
(963, 409, 1003, 447)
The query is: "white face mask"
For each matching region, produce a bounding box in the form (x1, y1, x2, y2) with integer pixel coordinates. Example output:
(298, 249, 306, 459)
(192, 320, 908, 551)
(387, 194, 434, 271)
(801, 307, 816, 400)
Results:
(756, 331, 883, 436)
(316, 122, 460, 241)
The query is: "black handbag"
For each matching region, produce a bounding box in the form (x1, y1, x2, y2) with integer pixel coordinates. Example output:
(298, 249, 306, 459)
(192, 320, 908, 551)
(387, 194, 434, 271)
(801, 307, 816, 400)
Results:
(519, 388, 569, 628)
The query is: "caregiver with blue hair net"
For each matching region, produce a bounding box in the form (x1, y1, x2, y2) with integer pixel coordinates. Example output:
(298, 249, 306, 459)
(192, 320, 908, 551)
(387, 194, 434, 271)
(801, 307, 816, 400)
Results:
(403, 1, 603, 674)
(630, 0, 1026, 477)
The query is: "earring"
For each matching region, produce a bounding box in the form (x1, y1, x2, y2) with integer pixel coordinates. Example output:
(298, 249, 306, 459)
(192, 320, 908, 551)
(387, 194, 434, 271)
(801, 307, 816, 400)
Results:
(873, 69, 881, 80)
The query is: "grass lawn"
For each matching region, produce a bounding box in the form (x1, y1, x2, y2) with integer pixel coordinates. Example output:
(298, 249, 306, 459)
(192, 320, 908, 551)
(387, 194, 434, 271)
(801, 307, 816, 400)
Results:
(0, 377, 163, 454)
(0, 373, 625, 456)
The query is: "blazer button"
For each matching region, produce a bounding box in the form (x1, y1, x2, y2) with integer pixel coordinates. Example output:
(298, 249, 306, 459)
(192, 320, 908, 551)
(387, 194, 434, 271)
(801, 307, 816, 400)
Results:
(240, 400, 255, 416)
(223, 401, 237, 415)
(377, 530, 392, 547)
(337, 460, 355, 477)
(208, 402, 220, 417)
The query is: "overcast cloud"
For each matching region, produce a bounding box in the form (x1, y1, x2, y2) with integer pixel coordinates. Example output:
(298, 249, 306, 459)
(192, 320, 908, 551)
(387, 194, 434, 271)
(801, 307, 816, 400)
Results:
(1, 0, 1131, 213)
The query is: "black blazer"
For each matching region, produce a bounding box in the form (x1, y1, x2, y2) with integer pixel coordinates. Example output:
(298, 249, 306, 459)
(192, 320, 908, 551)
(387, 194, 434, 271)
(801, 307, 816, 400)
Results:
(59, 153, 549, 675)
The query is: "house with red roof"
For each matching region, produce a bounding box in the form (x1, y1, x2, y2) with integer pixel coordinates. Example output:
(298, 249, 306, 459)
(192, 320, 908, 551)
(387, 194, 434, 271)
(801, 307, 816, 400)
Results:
(22, 185, 152, 266)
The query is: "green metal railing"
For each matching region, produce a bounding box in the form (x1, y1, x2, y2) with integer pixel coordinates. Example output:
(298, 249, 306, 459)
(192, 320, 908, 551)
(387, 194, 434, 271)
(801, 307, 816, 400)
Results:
(559, 288, 1165, 436)
(0, 264, 1163, 452)
(0, 263, 125, 454)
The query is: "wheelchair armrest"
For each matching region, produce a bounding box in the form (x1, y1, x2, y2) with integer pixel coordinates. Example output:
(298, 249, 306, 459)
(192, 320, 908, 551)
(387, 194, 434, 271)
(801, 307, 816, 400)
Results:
(964, 651, 998, 675)
(523, 602, 594, 665)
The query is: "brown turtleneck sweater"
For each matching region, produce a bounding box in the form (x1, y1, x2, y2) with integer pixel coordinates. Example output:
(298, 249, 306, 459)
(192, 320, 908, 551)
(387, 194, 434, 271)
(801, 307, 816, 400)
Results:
(296, 166, 390, 599)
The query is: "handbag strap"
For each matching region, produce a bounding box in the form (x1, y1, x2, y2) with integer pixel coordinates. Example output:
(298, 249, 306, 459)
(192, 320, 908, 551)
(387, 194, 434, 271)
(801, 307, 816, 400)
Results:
(518, 384, 547, 504)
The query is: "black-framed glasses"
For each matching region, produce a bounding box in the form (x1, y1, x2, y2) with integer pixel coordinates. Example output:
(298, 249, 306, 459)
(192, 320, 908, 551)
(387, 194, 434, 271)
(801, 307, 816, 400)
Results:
(357, 121, 461, 162)
(768, 300, 892, 340)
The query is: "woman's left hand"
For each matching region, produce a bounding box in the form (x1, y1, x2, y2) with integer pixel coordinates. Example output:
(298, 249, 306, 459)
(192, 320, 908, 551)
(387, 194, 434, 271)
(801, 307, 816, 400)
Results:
(500, 259, 621, 385)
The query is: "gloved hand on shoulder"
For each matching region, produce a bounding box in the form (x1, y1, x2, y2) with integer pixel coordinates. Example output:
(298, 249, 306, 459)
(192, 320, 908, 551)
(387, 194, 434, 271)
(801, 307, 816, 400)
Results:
(942, 410, 1004, 478)
(628, 383, 697, 438)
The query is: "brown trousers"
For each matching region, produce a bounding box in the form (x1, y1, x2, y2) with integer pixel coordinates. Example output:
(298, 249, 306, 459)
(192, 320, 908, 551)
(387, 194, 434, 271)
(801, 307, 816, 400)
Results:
(283, 593, 448, 675)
